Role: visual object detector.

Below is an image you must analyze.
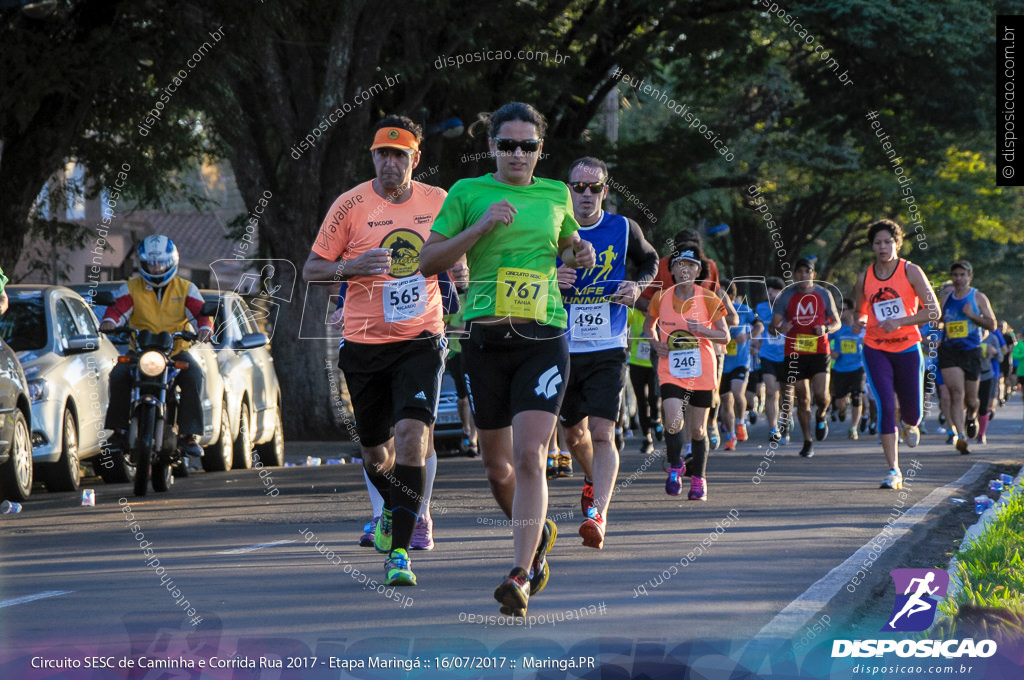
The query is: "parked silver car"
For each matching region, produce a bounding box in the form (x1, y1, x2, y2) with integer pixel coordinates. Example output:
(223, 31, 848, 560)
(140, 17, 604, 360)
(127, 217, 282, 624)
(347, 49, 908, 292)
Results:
(202, 290, 284, 469)
(0, 336, 32, 501)
(1, 286, 121, 491)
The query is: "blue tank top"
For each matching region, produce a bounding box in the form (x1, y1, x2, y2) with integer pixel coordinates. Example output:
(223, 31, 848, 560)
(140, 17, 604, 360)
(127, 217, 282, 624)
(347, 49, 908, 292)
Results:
(723, 303, 756, 372)
(941, 288, 981, 350)
(756, 300, 785, 362)
(830, 324, 864, 373)
(560, 212, 630, 353)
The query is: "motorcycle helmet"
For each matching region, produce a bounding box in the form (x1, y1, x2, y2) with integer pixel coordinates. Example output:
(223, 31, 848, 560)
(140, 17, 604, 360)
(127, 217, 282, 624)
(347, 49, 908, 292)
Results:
(138, 235, 179, 288)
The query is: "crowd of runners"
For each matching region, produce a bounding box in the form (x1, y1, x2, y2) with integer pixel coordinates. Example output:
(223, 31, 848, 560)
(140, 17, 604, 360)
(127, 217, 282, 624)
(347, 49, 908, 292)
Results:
(301, 102, 1014, 618)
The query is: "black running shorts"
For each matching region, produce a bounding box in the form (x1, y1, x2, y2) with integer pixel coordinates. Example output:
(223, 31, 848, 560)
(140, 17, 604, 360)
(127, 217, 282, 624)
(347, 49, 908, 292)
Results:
(660, 383, 714, 409)
(460, 321, 570, 430)
(337, 332, 446, 447)
(938, 343, 983, 382)
(559, 347, 628, 427)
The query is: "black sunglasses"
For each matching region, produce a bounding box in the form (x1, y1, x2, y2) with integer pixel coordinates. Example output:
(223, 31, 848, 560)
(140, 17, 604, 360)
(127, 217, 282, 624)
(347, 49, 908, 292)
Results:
(492, 138, 542, 153)
(568, 182, 605, 194)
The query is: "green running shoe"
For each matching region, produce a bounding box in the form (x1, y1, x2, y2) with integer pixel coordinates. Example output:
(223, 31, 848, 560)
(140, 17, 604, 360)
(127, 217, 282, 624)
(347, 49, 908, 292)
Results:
(374, 508, 393, 553)
(385, 548, 416, 586)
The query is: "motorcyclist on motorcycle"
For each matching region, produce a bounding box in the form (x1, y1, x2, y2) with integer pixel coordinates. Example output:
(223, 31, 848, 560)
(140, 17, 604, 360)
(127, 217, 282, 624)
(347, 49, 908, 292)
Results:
(99, 235, 213, 465)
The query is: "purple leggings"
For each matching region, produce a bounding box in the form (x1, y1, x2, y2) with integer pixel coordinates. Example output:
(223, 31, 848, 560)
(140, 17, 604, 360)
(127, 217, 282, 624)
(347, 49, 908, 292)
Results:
(863, 344, 925, 435)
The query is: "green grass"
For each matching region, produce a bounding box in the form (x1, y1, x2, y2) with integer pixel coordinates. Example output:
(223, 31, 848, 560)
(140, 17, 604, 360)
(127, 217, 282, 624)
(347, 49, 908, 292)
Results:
(934, 485, 1024, 636)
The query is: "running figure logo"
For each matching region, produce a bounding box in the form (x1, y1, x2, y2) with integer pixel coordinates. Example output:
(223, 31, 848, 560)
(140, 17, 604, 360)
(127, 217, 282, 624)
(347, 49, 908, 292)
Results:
(882, 568, 949, 631)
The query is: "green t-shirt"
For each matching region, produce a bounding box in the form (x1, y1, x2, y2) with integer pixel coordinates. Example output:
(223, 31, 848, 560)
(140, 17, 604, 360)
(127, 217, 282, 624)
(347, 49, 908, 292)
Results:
(432, 173, 579, 328)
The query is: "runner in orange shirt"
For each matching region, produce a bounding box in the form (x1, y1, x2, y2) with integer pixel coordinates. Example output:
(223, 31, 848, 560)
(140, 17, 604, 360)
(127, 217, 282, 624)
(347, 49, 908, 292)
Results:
(303, 115, 456, 587)
(644, 241, 729, 501)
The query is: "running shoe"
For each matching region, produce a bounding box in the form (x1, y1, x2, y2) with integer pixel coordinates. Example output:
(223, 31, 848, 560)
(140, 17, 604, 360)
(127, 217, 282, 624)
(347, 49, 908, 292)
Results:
(579, 507, 606, 549)
(815, 414, 829, 441)
(975, 434, 987, 445)
(938, 412, 947, 426)
(688, 475, 708, 501)
(546, 452, 558, 480)
(736, 423, 748, 442)
(966, 417, 979, 439)
(902, 424, 920, 448)
(830, 408, 838, 422)
(838, 404, 848, 422)
(665, 464, 684, 496)
(640, 436, 655, 455)
(946, 432, 955, 446)
(359, 516, 378, 547)
(374, 508, 393, 553)
(880, 468, 904, 490)
(709, 431, 721, 450)
(581, 478, 594, 515)
(385, 548, 416, 586)
(410, 516, 434, 550)
(557, 453, 573, 478)
(955, 436, 971, 455)
(529, 518, 557, 596)
(724, 434, 736, 451)
(653, 422, 664, 441)
(748, 410, 758, 425)
(799, 441, 815, 458)
(494, 568, 530, 617)
(919, 422, 929, 434)
(848, 427, 859, 441)
(868, 420, 877, 435)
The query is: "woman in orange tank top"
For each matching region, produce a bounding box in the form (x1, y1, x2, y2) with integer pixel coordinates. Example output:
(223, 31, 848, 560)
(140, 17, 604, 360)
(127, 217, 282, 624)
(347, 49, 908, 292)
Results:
(852, 220, 940, 491)
(643, 242, 729, 501)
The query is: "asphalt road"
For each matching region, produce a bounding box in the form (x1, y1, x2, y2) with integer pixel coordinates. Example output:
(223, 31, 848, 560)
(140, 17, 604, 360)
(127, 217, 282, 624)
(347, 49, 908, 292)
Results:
(1, 400, 1022, 679)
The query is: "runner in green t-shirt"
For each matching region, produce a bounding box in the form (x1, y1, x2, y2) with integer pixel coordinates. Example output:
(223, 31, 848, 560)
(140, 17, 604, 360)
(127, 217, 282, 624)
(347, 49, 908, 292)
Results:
(420, 102, 595, 618)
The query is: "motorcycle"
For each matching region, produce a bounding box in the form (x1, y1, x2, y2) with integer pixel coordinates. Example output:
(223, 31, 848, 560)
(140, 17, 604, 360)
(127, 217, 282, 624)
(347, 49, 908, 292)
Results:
(102, 327, 197, 496)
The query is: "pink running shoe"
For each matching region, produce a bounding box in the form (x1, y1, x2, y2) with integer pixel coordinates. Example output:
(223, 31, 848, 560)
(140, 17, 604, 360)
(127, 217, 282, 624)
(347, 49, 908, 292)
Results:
(688, 476, 708, 501)
(410, 516, 434, 550)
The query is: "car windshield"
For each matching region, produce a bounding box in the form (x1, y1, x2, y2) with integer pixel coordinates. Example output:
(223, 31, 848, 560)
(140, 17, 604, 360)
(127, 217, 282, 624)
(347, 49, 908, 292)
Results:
(0, 298, 48, 351)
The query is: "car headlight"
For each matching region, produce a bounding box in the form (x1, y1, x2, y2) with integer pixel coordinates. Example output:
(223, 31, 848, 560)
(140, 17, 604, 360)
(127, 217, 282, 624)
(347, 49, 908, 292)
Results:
(27, 378, 48, 402)
(138, 351, 166, 377)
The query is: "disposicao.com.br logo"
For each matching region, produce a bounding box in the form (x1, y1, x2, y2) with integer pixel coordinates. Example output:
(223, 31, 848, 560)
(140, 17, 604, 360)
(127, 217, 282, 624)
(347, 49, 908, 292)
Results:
(831, 568, 997, 659)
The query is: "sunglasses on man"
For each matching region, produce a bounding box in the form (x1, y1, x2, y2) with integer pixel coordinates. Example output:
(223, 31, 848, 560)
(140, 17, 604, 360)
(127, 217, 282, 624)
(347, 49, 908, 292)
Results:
(568, 182, 605, 194)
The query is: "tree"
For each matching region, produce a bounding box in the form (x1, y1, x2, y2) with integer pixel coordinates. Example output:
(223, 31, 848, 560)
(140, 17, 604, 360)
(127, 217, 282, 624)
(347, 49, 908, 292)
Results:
(0, 0, 213, 269)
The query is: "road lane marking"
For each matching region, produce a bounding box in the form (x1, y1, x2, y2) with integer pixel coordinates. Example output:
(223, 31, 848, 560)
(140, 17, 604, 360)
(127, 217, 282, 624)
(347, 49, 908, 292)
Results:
(0, 590, 73, 608)
(218, 539, 296, 554)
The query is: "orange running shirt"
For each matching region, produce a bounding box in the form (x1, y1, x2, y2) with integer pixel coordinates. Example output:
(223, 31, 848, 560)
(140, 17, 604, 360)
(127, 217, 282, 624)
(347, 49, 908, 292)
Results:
(648, 285, 727, 391)
(860, 258, 923, 352)
(312, 180, 447, 343)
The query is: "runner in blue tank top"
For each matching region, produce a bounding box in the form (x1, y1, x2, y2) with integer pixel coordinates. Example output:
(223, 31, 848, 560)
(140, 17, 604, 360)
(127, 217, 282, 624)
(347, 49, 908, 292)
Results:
(557, 156, 658, 550)
(937, 260, 997, 454)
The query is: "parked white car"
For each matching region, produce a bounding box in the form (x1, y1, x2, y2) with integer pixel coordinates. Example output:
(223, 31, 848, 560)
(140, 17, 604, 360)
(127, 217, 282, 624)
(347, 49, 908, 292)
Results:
(1, 286, 121, 491)
(202, 290, 283, 469)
